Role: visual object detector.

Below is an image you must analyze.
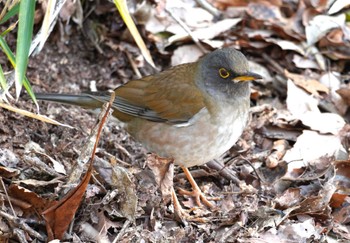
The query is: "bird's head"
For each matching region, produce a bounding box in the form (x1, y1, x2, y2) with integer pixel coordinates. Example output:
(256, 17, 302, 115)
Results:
(196, 48, 262, 100)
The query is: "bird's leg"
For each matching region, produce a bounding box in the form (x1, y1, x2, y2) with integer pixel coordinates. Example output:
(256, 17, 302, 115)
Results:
(178, 166, 214, 208)
(171, 187, 188, 220)
(171, 187, 210, 223)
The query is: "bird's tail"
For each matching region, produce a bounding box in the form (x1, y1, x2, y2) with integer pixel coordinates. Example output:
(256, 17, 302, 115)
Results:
(35, 93, 107, 109)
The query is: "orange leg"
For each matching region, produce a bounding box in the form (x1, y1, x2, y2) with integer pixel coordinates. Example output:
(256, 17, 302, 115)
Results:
(178, 166, 214, 208)
(171, 187, 210, 223)
(171, 187, 188, 220)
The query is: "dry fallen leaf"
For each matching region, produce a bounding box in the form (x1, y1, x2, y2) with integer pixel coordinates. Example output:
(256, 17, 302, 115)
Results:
(168, 18, 242, 44)
(285, 70, 329, 96)
(286, 79, 320, 116)
(42, 93, 113, 240)
(94, 157, 139, 221)
(171, 44, 204, 66)
(293, 55, 320, 69)
(8, 185, 52, 214)
(299, 112, 345, 135)
(328, 0, 350, 14)
(319, 72, 348, 115)
(147, 154, 174, 204)
(266, 140, 288, 168)
(283, 130, 347, 176)
(42, 161, 93, 240)
(275, 188, 303, 209)
(305, 14, 346, 46)
(265, 38, 305, 55)
(336, 88, 350, 106)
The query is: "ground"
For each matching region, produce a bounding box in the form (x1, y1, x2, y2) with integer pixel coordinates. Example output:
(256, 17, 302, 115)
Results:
(1, 1, 350, 242)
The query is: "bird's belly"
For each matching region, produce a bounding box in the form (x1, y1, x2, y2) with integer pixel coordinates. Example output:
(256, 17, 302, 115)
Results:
(127, 108, 248, 167)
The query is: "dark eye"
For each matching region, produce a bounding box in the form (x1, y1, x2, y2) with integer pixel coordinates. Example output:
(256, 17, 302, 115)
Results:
(219, 68, 230, 79)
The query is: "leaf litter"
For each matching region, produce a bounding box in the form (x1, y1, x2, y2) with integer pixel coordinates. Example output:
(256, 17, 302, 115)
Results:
(1, 0, 350, 242)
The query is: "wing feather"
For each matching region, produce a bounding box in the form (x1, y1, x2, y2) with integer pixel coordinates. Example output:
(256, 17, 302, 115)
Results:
(111, 62, 205, 124)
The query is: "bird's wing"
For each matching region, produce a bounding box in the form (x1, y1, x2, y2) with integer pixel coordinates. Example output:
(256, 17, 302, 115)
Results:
(109, 63, 206, 124)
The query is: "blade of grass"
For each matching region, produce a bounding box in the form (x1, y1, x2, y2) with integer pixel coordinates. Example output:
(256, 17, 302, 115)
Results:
(0, 65, 7, 91)
(0, 102, 73, 128)
(30, 0, 67, 55)
(0, 3, 20, 25)
(1, 20, 19, 37)
(0, 35, 38, 107)
(15, 0, 35, 99)
(114, 0, 155, 68)
(0, 35, 16, 66)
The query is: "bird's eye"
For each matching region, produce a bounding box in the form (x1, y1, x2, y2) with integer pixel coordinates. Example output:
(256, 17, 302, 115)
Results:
(219, 68, 230, 79)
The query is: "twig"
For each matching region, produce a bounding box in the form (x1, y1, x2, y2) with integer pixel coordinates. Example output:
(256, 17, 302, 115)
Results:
(175, 160, 241, 185)
(262, 53, 285, 76)
(239, 155, 263, 183)
(176, 168, 210, 179)
(165, 8, 208, 54)
(1, 177, 16, 217)
(206, 159, 241, 185)
(262, 53, 288, 95)
(112, 219, 131, 243)
(281, 166, 330, 181)
(218, 223, 241, 243)
(124, 49, 142, 79)
(0, 210, 45, 241)
(195, 0, 221, 18)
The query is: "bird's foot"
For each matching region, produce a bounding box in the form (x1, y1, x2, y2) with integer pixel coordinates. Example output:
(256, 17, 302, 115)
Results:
(171, 187, 210, 223)
(178, 166, 219, 209)
(177, 187, 215, 208)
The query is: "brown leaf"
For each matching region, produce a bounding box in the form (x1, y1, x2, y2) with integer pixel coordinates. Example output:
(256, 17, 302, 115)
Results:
(259, 161, 288, 183)
(109, 163, 138, 221)
(336, 88, 350, 106)
(285, 70, 329, 96)
(42, 161, 93, 240)
(334, 160, 350, 194)
(332, 202, 350, 224)
(247, 2, 284, 22)
(0, 166, 20, 178)
(275, 188, 303, 209)
(330, 193, 348, 208)
(42, 92, 114, 240)
(266, 139, 288, 168)
(8, 185, 51, 214)
(147, 154, 174, 204)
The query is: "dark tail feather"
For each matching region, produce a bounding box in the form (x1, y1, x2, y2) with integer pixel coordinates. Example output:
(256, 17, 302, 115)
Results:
(35, 93, 104, 109)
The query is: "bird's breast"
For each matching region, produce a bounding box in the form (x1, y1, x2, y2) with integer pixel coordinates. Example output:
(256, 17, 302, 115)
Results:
(126, 98, 250, 167)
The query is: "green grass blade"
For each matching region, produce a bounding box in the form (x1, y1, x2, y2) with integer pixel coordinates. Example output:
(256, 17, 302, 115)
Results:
(0, 65, 7, 91)
(15, 0, 36, 99)
(0, 3, 20, 25)
(1, 21, 19, 37)
(0, 35, 16, 66)
(0, 33, 37, 106)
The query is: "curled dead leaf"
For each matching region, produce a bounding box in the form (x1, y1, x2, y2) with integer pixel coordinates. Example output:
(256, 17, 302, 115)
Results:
(147, 154, 174, 204)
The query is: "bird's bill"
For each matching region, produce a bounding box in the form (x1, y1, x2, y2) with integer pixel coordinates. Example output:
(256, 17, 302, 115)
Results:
(232, 72, 262, 82)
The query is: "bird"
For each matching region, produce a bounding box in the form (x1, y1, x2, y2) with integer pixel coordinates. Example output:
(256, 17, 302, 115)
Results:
(35, 47, 262, 219)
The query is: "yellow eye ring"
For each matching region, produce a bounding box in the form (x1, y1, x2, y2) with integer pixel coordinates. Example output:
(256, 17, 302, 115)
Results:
(219, 68, 230, 79)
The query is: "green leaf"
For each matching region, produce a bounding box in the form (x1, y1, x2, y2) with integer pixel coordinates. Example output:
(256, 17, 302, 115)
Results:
(0, 33, 37, 107)
(346, 10, 350, 22)
(1, 21, 19, 37)
(0, 65, 7, 91)
(0, 3, 20, 25)
(0, 35, 16, 66)
(15, 0, 36, 99)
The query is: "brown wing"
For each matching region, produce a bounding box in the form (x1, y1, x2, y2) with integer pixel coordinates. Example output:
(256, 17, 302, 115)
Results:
(111, 62, 205, 124)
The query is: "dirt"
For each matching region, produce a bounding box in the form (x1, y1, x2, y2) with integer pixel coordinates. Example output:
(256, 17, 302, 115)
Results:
(1, 2, 350, 242)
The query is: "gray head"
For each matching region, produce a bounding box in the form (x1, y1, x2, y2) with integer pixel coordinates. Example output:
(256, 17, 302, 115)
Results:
(196, 48, 262, 100)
